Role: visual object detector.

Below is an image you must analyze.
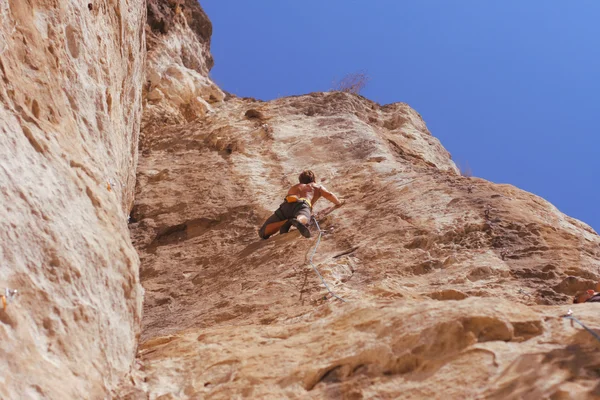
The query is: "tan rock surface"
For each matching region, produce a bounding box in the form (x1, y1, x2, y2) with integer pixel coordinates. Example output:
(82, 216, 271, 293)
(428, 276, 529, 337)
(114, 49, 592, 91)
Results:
(2, 0, 599, 398)
(138, 301, 600, 399)
(132, 51, 600, 400)
(143, 0, 223, 127)
(0, 0, 144, 397)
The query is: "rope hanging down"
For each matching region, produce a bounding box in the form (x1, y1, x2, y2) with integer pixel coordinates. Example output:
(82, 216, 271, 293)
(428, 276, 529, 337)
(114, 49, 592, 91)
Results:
(309, 217, 346, 302)
(562, 310, 600, 343)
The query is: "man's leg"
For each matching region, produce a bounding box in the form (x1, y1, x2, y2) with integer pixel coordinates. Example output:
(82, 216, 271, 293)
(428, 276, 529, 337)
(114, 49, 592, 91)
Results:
(258, 212, 287, 239)
(290, 205, 312, 238)
(295, 204, 312, 226)
(280, 214, 308, 235)
(296, 215, 309, 225)
(263, 220, 288, 237)
(279, 219, 293, 234)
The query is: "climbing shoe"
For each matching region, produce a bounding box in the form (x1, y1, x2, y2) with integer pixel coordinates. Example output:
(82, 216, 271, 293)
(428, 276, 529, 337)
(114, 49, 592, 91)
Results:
(279, 219, 293, 234)
(291, 218, 311, 238)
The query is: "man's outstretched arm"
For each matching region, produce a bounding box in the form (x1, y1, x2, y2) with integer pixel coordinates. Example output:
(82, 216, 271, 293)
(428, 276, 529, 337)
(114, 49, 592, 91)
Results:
(320, 185, 343, 206)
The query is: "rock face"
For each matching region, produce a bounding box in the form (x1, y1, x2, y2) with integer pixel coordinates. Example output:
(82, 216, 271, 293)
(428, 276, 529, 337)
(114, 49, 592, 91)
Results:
(2, 0, 600, 398)
(144, 0, 223, 127)
(131, 5, 600, 398)
(138, 301, 600, 399)
(0, 0, 144, 398)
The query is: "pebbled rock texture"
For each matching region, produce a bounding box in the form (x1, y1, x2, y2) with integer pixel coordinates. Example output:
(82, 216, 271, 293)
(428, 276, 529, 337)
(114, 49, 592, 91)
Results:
(0, 0, 144, 398)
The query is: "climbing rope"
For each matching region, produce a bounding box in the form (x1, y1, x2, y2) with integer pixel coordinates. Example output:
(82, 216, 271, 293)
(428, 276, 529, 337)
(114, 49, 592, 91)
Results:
(308, 217, 346, 302)
(562, 310, 600, 343)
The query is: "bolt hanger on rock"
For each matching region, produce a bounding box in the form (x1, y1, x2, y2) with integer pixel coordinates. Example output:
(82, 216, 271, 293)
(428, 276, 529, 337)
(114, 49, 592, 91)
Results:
(561, 309, 600, 343)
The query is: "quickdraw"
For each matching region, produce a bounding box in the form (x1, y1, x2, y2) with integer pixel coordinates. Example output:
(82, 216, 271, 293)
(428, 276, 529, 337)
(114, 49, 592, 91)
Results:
(1, 288, 18, 311)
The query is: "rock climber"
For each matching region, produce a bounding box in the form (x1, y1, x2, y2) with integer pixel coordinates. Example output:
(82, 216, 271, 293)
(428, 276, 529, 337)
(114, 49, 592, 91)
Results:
(573, 289, 600, 304)
(258, 170, 343, 239)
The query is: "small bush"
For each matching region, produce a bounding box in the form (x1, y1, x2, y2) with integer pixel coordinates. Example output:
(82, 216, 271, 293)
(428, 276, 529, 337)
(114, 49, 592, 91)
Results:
(457, 161, 473, 177)
(332, 71, 370, 94)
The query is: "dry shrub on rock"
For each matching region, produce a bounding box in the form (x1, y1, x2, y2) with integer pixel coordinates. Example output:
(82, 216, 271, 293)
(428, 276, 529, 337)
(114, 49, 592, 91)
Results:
(332, 71, 370, 94)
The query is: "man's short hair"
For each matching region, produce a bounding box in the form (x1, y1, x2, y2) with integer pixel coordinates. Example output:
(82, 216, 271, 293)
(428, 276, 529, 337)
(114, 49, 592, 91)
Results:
(299, 170, 316, 184)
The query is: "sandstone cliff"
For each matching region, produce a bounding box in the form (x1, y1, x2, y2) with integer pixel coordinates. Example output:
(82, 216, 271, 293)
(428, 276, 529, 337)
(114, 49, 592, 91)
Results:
(0, 1, 144, 398)
(2, 0, 599, 399)
(130, 3, 600, 399)
(144, 0, 223, 127)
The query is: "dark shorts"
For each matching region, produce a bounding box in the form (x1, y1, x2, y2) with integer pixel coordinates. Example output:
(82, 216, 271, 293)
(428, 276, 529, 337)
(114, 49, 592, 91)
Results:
(258, 201, 311, 239)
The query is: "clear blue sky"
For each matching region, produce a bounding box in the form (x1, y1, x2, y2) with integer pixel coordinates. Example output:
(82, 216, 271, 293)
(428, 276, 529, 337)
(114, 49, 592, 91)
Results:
(202, 1, 599, 233)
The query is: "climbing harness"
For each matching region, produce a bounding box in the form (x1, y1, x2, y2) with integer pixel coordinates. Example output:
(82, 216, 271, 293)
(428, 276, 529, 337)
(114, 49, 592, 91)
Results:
(273, 196, 312, 221)
(562, 309, 600, 343)
(285, 195, 312, 209)
(308, 217, 346, 303)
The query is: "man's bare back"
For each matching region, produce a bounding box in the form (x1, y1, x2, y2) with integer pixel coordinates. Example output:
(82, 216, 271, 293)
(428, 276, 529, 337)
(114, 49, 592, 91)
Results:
(287, 183, 341, 208)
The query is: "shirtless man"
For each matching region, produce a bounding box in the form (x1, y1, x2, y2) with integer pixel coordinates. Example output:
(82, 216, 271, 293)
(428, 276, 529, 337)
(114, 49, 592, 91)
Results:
(258, 170, 343, 239)
(573, 289, 600, 304)
(572, 282, 600, 304)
